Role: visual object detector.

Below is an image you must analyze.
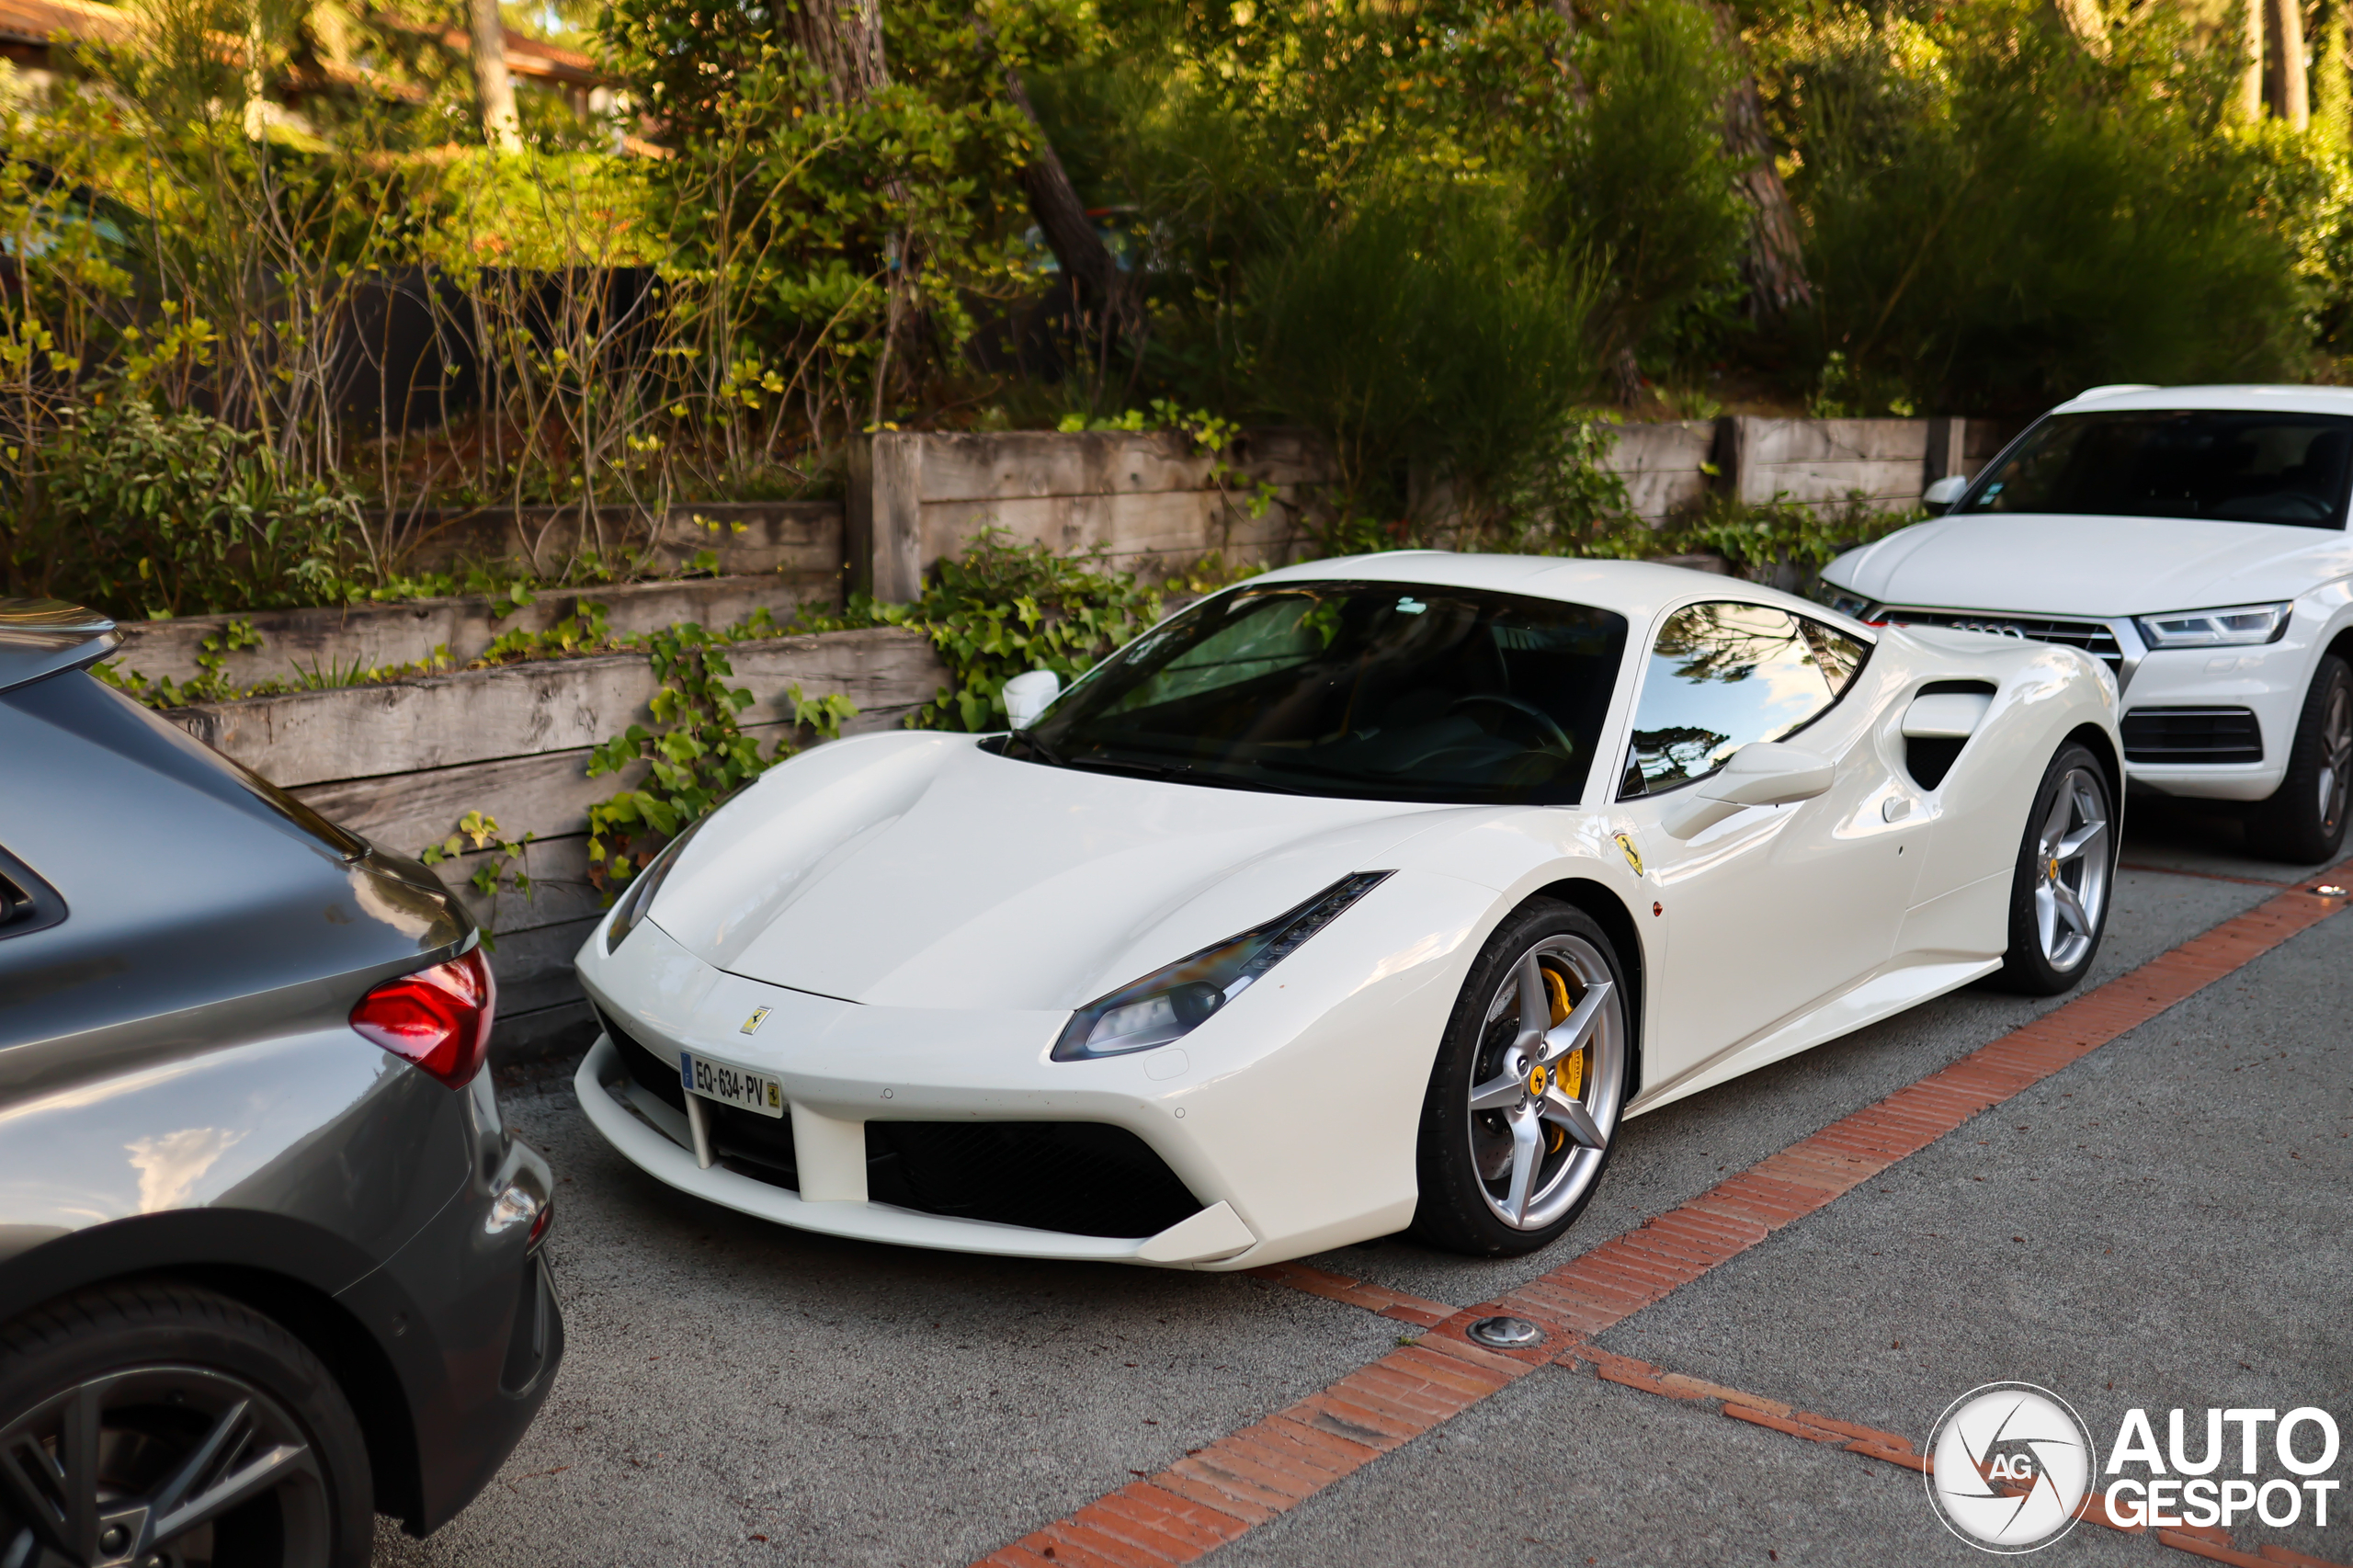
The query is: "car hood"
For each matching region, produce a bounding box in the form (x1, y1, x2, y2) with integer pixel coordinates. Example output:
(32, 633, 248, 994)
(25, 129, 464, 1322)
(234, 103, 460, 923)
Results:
(642, 733, 1466, 1011)
(1826, 513, 2353, 617)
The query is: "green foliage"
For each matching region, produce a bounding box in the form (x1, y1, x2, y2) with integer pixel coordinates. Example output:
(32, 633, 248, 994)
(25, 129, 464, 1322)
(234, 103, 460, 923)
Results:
(808, 530, 1165, 733)
(92, 617, 262, 706)
(45, 400, 362, 619)
(1680, 492, 1923, 578)
(1244, 194, 1599, 549)
(1777, 0, 2309, 413)
(584, 619, 856, 892)
(1488, 417, 1651, 559)
(1537, 0, 1747, 374)
(419, 811, 537, 950)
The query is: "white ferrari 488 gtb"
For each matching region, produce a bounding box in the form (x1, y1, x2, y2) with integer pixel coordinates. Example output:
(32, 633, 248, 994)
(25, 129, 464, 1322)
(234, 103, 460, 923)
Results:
(574, 554, 2120, 1268)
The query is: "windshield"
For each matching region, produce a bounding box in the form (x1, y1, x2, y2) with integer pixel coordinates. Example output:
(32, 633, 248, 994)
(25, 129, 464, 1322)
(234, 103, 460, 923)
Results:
(1960, 410, 2353, 528)
(1017, 581, 1630, 804)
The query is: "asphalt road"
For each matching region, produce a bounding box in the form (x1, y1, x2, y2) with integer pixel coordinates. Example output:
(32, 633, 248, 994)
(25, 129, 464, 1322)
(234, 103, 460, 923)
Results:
(374, 798, 2353, 1567)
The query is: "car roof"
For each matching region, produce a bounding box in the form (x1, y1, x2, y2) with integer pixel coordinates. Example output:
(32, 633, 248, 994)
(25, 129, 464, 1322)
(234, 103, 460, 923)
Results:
(2050, 383, 2353, 416)
(0, 599, 119, 695)
(1246, 551, 1866, 632)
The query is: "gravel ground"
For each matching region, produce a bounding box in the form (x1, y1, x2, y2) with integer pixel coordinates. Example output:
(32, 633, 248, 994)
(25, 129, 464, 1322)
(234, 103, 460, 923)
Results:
(375, 800, 2353, 1567)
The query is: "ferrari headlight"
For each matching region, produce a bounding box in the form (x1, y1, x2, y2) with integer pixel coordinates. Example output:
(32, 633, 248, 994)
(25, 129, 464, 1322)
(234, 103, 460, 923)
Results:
(2133, 602, 2293, 650)
(604, 815, 710, 954)
(1052, 871, 1394, 1061)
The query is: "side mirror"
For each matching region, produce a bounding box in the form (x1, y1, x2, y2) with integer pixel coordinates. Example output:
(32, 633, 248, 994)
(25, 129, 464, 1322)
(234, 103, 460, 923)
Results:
(1921, 474, 1969, 512)
(1662, 742, 1837, 840)
(1002, 669, 1062, 731)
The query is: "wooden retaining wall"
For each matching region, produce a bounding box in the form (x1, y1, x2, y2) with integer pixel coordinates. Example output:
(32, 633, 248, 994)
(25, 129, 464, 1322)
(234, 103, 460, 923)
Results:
(847, 428, 1327, 601)
(392, 499, 844, 583)
(113, 573, 829, 692)
(160, 626, 948, 1060)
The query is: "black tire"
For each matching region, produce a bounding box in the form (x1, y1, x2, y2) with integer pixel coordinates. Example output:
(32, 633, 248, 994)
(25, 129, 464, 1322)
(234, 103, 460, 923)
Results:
(1989, 742, 2117, 995)
(0, 1281, 373, 1568)
(2246, 653, 2352, 866)
(1409, 899, 1631, 1256)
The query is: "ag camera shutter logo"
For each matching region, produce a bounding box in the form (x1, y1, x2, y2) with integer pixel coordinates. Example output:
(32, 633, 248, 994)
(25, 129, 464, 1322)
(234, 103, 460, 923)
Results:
(1925, 1382, 2095, 1552)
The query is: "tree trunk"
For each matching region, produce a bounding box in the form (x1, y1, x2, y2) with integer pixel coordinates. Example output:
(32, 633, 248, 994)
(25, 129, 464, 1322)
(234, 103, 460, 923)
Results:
(2047, 0, 2111, 54)
(2267, 0, 2312, 127)
(785, 0, 889, 104)
(468, 0, 520, 152)
(1000, 69, 1126, 315)
(1711, 5, 1813, 324)
(2239, 0, 2268, 121)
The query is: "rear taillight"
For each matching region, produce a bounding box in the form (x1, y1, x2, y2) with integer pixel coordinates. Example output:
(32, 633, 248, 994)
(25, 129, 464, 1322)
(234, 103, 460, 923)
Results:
(351, 947, 496, 1088)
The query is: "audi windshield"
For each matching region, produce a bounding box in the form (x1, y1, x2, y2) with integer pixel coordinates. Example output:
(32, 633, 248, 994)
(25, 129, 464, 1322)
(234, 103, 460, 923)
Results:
(1006, 582, 1629, 804)
(1961, 410, 2353, 528)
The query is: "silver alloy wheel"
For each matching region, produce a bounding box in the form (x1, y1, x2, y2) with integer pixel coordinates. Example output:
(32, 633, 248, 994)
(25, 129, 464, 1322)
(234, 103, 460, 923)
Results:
(0, 1365, 329, 1567)
(2317, 677, 2351, 835)
(2035, 767, 2111, 971)
(1464, 934, 1626, 1232)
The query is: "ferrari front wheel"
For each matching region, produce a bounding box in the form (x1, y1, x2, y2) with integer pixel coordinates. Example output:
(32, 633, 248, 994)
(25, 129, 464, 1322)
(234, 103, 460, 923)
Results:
(1410, 900, 1629, 1257)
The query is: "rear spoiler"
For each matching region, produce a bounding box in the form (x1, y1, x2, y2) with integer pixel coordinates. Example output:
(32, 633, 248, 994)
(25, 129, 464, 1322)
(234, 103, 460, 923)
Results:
(0, 599, 119, 695)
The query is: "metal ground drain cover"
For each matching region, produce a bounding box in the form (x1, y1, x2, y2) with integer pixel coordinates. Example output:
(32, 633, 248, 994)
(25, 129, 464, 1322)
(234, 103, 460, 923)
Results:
(1466, 1315, 1545, 1350)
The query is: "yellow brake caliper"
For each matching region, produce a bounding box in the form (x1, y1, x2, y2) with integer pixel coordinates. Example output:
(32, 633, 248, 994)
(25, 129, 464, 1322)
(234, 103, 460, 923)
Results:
(1540, 964, 1586, 1153)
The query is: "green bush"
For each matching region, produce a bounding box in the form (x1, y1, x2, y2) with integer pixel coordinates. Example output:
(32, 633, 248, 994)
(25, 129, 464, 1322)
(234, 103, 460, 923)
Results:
(1244, 195, 1599, 550)
(46, 399, 359, 619)
(1536, 0, 1748, 379)
(809, 530, 1167, 732)
(1782, 2, 2308, 413)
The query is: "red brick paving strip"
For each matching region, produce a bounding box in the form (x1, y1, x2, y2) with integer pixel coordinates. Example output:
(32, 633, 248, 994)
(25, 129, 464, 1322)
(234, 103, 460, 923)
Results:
(1488, 886, 2349, 1343)
(969, 883, 2350, 1568)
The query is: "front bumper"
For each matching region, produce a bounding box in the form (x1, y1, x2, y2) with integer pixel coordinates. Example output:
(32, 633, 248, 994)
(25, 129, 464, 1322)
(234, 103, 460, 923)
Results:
(571, 877, 1489, 1268)
(576, 1034, 1257, 1265)
(2114, 645, 2307, 801)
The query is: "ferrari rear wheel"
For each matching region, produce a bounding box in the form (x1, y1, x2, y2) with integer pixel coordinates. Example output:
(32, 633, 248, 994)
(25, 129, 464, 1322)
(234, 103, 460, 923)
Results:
(1410, 901, 1629, 1257)
(1990, 743, 2115, 995)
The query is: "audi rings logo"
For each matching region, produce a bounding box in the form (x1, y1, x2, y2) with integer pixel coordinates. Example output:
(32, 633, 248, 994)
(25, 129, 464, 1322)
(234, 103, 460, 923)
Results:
(1926, 1382, 2096, 1552)
(1953, 620, 2029, 639)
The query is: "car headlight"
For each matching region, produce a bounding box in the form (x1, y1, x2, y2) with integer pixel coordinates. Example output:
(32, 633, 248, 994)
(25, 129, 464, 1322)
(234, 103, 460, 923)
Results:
(1806, 579, 1876, 620)
(605, 815, 710, 954)
(1052, 871, 1394, 1061)
(2132, 602, 2293, 650)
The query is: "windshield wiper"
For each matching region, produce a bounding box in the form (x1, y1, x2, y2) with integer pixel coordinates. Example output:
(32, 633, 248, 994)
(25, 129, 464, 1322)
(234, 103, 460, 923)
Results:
(1065, 754, 1313, 795)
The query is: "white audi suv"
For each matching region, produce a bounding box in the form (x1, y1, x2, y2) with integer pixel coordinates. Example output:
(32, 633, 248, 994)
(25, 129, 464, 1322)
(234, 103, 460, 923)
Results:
(1816, 384, 2353, 861)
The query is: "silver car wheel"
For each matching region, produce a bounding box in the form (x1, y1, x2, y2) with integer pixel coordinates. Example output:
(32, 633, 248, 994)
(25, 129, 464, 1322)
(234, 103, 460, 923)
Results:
(1464, 934, 1626, 1232)
(2034, 767, 2111, 972)
(2317, 678, 2351, 836)
(0, 1365, 330, 1568)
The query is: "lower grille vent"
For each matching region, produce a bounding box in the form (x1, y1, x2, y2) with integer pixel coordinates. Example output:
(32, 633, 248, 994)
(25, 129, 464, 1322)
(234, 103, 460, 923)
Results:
(866, 1122, 1203, 1239)
(2121, 707, 2263, 765)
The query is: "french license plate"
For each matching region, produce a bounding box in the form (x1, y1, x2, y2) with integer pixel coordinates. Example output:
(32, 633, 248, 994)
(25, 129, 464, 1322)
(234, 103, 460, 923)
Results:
(680, 1050, 784, 1119)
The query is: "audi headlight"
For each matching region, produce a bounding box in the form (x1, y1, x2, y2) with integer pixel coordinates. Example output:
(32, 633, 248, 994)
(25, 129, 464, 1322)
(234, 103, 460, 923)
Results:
(1053, 871, 1394, 1061)
(2132, 602, 2293, 650)
(1807, 579, 1875, 621)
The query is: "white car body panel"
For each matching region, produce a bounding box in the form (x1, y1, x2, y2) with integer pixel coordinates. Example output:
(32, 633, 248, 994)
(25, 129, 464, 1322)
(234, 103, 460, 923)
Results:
(576, 553, 2120, 1267)
(1821, 383, 2353, 803)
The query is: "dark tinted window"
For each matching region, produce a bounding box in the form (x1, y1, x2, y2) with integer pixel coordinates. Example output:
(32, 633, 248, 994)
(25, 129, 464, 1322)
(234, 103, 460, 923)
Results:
(1961, 410, 2353, 528)
(1021, 581, 1630, 803)
(1620, 603, 1868, 796)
